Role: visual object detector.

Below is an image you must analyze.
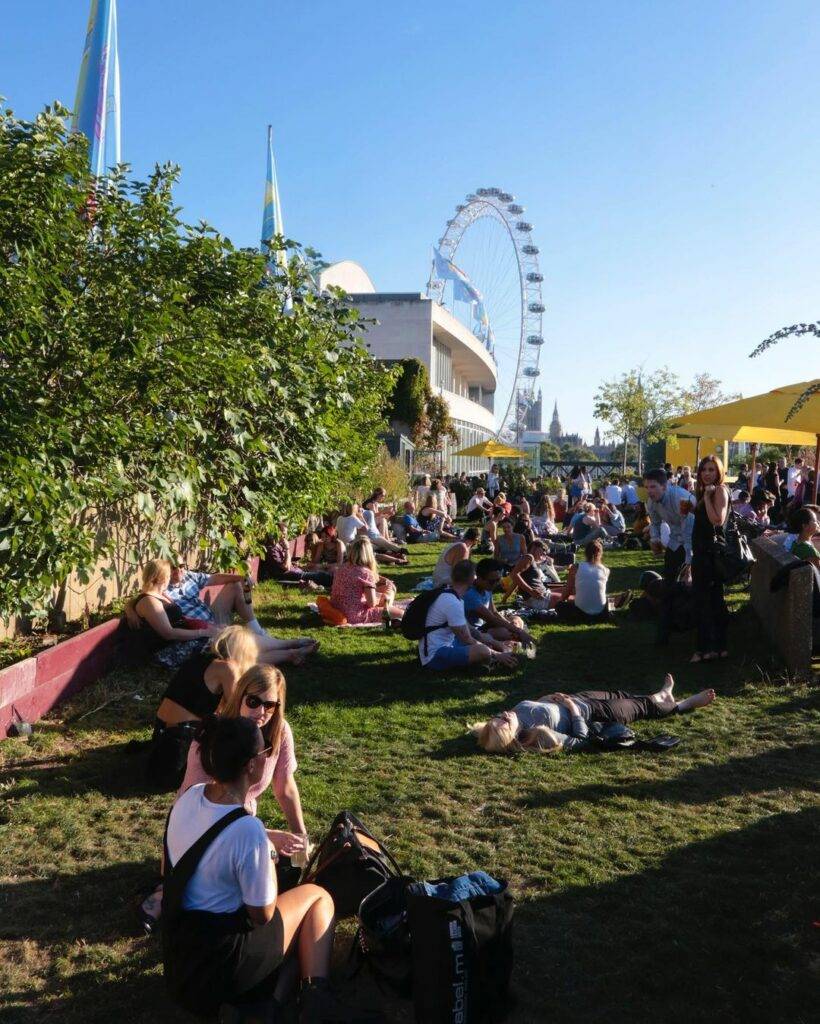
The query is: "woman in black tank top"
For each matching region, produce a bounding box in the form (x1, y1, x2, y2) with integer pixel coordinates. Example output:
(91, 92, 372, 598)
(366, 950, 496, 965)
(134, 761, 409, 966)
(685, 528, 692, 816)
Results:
(690, 456, 730, 662)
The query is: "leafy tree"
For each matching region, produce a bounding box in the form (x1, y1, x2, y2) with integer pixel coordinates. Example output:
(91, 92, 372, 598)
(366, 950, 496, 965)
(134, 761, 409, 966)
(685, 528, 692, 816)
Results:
(560, 443, 598, 464)
(751, 323, 819, 415)
(679, 373, 742, 413)
(385, 358, 429, 437)
(538, 440, 561, 463)
(0, 103, 393, 620)
(421, 393, 459, 452)
(594, 368, 680, 474)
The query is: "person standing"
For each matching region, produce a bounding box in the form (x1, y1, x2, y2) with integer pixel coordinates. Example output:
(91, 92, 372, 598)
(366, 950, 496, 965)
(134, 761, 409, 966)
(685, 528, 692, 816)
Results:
(690, 455, 730, 662)
(487, 464, 500, 499)
(787, 458, 804, 499)
(643, 468, 696, 643)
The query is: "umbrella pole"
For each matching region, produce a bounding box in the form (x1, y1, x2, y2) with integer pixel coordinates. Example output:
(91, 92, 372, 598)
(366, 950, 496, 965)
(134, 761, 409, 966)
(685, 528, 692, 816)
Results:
(749, 443, 758, 491)
(695, 437, 701, 464)
(814, 433, 820, 505)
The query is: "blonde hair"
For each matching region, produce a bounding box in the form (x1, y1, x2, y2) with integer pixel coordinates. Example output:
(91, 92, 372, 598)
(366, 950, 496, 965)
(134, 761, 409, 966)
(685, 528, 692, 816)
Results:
(347, 536, 378, 574)
(141, 558, 171, 590)
(211, 624, 260, 677)
(471, 719, 562, 755)
(220, 664, 286, 759)
(343, 501, 359, 517)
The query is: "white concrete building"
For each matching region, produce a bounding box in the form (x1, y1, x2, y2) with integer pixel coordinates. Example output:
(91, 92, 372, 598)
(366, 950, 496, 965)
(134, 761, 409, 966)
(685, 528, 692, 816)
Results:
(319, 262, 498, 474)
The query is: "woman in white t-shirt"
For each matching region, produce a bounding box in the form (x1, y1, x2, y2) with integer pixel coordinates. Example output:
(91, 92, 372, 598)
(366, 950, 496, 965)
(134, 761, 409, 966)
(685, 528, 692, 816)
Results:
(335, 502, 368, 546)
(555, 539, 628, 622)
(163, 716, 374, 1021)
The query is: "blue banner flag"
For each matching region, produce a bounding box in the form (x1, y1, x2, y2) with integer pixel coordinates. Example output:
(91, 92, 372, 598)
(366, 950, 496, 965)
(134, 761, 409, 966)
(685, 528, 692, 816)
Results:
(72, 0, 121, 177)
(261, 125, 288, 273)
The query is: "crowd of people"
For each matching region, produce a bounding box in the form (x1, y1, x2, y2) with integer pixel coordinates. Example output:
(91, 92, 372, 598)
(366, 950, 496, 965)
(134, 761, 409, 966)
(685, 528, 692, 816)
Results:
(123, 453, 817, 1021)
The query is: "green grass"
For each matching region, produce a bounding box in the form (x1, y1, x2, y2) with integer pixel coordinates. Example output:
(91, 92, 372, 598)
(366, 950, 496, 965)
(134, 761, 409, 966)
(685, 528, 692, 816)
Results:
(0, 546, 817, 1023)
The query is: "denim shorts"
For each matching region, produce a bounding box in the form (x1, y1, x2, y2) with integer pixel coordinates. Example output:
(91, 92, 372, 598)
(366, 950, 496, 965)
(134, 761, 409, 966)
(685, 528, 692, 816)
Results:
(425, 639, 471, 671)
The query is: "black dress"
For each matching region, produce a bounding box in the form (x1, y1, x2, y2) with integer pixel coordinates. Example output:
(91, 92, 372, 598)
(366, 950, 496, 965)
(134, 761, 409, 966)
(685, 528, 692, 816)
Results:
(691, 488, 730, 653)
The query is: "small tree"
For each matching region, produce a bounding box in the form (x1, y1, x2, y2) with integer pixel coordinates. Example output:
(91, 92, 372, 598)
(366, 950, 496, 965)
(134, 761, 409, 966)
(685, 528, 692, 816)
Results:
(679, 373, 742, 413)
(594, 368, 680, 474)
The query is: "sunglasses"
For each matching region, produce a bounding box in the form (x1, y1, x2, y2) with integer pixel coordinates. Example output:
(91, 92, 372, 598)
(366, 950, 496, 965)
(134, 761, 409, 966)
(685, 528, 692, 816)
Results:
(243, 694, 281, 712)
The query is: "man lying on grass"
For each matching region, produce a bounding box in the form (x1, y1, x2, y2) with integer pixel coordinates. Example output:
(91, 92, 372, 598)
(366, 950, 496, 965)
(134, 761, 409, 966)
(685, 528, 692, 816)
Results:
(472, 674, 715, 753)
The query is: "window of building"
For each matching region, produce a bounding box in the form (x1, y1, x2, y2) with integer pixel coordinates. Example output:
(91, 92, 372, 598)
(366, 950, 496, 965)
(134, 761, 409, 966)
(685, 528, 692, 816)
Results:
(432, 338, 453, 392)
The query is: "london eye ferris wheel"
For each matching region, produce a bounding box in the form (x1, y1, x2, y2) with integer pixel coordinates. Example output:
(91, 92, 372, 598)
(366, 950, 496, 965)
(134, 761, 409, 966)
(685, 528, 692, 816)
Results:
(427, 187, 545, 443)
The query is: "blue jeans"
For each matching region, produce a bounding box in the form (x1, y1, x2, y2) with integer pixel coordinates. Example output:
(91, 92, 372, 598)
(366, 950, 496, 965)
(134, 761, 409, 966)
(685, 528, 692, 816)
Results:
(425, 639, 472, 670)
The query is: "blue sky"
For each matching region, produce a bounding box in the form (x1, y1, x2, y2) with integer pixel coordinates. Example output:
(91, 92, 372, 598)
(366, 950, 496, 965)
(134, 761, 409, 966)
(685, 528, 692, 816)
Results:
(3, 0, 819, 441)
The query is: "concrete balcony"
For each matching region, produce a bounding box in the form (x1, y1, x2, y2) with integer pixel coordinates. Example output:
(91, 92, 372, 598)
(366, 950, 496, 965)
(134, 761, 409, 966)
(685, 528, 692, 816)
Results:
(438, 387, 496, 432)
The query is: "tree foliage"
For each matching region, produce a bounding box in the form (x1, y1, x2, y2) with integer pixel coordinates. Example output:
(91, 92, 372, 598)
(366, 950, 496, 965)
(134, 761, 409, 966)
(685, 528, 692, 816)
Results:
(750, 323, 819, 416)
(385, 358, 458, 451)
(0, 103, 394, 618)
(679, 373, 742, 414)
(594, 368, 680, 472)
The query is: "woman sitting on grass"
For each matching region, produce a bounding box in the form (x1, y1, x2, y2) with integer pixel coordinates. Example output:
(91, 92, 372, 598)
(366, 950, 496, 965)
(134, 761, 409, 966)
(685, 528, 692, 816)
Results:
(494, 518, 527, 570)
(507, 540, 563, 609)
(307, 524, 346, 575)
(142, 665, 307, 928)
(162, 715, 379, 1022)
(129, 559, 220, 668)
(418, 494, 458, 540)
(147, 626, 318, 791)
(554, 540, 630, 622)
(473, 675, 716, 753)
(329, 537, 405, 625)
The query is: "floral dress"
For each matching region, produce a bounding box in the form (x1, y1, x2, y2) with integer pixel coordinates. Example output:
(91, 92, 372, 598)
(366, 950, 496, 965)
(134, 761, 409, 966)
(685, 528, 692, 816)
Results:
(330, 564, 383, 624)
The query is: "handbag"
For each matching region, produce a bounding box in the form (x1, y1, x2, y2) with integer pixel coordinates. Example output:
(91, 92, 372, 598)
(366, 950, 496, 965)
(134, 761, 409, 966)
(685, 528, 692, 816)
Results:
(405, 878, 514, 1023)
(354, 875, 415, 997)
(713, 509, 755, 583)
(300, 811, 404, 919)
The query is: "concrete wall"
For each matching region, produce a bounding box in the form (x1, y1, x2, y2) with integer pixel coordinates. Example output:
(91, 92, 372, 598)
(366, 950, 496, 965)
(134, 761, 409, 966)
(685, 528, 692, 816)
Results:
(749, 536, 814, 678)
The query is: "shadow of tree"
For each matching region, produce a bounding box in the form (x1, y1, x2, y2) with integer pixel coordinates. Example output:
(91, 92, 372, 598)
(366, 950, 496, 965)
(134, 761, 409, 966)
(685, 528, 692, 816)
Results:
(510, 807, 818, 1023)
(517, 742, 820, 811)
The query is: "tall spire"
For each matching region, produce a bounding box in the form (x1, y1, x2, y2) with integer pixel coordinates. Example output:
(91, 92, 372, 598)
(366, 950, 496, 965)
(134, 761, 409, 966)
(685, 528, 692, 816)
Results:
(73, 0, 121, 176)
(261, 125, 287, 272)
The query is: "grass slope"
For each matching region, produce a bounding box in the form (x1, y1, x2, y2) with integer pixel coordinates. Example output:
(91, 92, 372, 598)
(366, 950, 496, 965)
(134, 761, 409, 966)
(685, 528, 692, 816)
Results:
(0, 546, 817, 1023)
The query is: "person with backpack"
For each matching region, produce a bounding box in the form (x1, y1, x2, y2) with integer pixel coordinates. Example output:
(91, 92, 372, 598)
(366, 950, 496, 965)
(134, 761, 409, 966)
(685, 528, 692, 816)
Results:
(403, 560, 517, 671)
(162, 715, 382, 1022)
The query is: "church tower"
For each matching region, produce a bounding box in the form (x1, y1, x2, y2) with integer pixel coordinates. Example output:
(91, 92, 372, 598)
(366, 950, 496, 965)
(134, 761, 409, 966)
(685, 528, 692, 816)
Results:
(549, 400, 562, 443)
(594, 426, 601, 448)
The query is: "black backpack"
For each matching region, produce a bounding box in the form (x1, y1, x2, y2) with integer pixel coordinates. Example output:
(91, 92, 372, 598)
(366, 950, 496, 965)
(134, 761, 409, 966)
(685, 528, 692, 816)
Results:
(400, 586, 456, 652)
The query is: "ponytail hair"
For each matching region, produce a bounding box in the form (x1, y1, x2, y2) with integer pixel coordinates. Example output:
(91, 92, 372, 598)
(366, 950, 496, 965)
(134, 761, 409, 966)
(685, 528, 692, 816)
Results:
(197, 715, 262, 784)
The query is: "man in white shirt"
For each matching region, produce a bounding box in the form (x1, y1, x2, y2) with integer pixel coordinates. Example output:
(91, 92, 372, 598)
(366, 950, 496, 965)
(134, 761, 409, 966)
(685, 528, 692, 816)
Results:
(604, 478, 623, 506)
(621, 480, 639, 506)
(787, 458, 804, 498)
(361, 499, 406, 555)
(420, 560, 516, 671)
(486, 465, 500, 498)
(465, 487, 494, 521)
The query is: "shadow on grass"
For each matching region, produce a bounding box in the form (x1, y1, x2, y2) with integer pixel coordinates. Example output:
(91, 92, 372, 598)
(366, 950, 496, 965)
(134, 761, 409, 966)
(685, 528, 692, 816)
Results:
(0, 741, 157, 801)
(511, 807, 818, 1023)
(518, 742, 820, 811)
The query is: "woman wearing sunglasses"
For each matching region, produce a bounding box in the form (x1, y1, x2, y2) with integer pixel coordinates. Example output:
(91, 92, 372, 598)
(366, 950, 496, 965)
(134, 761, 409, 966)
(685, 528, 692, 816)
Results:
(163, 715, 380, 1022)
(140, 665, 307, 932)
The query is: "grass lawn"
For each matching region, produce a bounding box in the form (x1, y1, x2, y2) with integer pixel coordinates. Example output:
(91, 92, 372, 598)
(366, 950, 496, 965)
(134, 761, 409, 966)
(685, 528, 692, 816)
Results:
(0, 545, 817, 1023)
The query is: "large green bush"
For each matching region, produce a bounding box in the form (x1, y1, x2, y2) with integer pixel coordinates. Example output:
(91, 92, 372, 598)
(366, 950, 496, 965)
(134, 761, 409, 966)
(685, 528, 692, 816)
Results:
(0, 103, 394, 619)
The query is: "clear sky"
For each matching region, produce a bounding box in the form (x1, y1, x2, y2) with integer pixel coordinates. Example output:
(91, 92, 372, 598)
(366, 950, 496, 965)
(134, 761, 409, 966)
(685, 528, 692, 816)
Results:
(3, 0, 819, 441)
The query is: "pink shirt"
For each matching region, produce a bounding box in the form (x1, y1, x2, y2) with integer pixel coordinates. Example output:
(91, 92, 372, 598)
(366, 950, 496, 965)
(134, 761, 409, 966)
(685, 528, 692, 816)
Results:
(177, 720, 297, 816)
(330, 563, 384, 624)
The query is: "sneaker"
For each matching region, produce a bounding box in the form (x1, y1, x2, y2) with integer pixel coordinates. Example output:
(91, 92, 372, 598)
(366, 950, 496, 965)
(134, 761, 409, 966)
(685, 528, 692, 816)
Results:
(299, 978, 383, 1023)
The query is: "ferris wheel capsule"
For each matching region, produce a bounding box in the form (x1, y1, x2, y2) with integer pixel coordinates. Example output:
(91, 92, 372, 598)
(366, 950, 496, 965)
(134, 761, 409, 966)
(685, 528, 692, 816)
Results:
(498, 192, 514, 202)
(523, 367, 541, 378)
(508, 204, 524, 214)
(516, 221, 533, 232)
(522, 244, 539, 255)
(526, 334, 544, 345)
(526, 272, 544, 283)
(528, 302, 545, 313)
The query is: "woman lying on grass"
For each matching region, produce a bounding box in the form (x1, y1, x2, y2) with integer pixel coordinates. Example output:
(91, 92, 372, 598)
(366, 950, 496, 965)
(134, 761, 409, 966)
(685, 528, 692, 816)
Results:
(141, 666, 308, 930)
(472, 675, 715, 753)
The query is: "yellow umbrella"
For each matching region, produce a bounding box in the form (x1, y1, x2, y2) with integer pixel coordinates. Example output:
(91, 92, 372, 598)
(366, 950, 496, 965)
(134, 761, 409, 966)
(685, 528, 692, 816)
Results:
(669, 378, 819, 501)
(453, 439, 529, 460)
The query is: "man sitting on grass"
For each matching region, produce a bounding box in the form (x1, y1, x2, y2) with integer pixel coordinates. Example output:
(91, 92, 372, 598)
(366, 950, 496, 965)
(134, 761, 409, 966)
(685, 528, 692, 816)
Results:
(419, 559, 517, 671)
(464, 559, 536, 655)
(401, 500, 438, 543)
(165, 560, 271, 637)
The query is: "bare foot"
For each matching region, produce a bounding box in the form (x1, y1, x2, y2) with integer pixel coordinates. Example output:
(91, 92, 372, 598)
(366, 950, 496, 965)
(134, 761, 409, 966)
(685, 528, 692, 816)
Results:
(651, 674, 676, 712)
(677, 689, 716, 713)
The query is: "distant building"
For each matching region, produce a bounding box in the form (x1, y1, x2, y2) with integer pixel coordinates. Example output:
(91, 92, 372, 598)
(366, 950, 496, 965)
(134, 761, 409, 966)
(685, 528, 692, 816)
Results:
(522, 400, 617, 462)
(319, 261, 497, 473)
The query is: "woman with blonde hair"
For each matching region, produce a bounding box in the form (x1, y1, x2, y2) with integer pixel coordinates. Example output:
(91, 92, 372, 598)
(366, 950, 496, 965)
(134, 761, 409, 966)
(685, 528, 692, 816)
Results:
(419, 494, 458, 540)
(140, 664, 308, 934)
(329, 537, 404, 624)
(690, 454, 730, 662)
(129, 558, 220, 668)
(472, 675, 716, 755)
